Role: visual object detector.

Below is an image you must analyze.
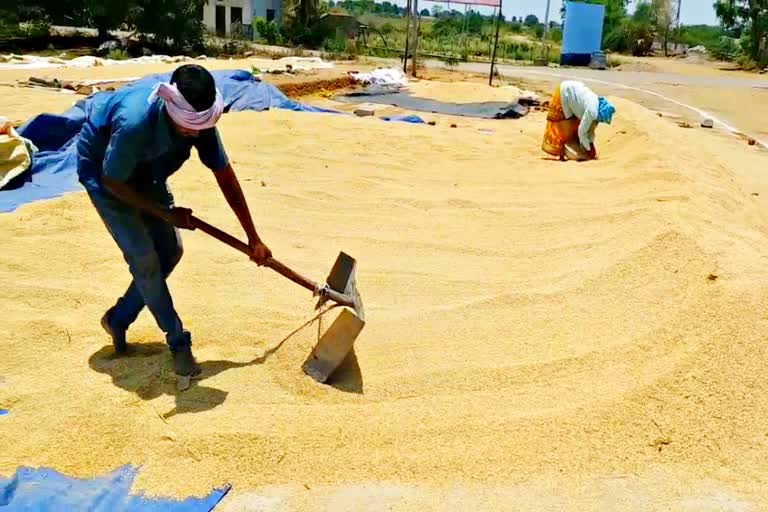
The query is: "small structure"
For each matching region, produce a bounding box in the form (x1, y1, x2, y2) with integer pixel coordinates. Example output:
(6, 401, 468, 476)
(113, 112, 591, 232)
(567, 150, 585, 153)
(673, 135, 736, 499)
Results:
(561, 1, 605, 66)
(203, 0, 282, 38)
(316, 12, 362, 41)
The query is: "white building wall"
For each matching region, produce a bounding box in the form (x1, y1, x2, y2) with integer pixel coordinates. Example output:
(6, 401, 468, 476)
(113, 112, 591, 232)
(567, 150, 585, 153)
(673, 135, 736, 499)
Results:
(203, 0, 252, 36)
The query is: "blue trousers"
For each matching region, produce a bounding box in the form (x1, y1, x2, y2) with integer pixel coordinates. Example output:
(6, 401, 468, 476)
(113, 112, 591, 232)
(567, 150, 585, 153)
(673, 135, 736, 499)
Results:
(87, 181, 190, 350)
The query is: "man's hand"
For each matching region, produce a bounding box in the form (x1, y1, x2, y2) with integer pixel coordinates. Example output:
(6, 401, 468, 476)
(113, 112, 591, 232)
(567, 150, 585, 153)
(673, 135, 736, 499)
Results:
(249, 238, 272, 266)
(164, 207, 195, 230)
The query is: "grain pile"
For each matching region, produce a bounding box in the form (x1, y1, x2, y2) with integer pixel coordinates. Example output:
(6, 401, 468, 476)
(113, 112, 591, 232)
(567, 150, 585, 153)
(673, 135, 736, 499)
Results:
(2, 77, 768, 510)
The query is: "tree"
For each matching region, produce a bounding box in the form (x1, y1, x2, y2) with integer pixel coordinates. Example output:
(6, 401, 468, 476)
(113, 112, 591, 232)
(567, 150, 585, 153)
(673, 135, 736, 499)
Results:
(467, 10, 485, 34)
(128, 0, 206, 50)
(83, 0, 132, 40)
(628, 1, 656, 55)
(524, 14, 539, 26)
(420, 8, 430, 16)
(431, 5, 443, 17)
(715, 0, 768, 67)
(652, 0, 675, 55)
(16, 0, 130, 40)
(327, 0, 335, 7)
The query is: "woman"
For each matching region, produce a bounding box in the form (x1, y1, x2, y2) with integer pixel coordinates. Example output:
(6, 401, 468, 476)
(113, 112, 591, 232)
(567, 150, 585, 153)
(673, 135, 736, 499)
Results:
(542, 80, 616, 161)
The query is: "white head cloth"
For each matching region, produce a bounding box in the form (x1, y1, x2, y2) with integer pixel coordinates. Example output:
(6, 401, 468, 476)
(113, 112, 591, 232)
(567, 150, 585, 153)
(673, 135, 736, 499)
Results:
(148, 82, 224, 130)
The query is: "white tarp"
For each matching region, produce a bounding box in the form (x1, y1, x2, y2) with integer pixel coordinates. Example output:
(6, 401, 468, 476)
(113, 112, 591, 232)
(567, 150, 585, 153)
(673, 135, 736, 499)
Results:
(250, 56, 335, 72)
(0, 54, 205, 70)
(350, 68, 408, 87)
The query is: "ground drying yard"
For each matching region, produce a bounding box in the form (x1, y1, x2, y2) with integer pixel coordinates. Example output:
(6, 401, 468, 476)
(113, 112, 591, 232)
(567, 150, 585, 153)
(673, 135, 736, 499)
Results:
(3, 61, 768, 510)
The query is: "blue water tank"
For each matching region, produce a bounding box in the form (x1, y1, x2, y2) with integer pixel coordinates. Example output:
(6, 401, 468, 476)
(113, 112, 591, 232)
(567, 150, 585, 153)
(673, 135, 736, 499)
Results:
(561, 1, 606, 66)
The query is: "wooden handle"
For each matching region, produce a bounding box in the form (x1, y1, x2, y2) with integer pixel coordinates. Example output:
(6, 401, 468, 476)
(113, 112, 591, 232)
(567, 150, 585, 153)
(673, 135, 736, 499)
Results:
(190, 215, 356, 309)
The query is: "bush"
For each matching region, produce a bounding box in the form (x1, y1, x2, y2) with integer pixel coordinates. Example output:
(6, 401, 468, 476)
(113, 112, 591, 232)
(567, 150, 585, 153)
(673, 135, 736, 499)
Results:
(203, 37, 251, 57)
(380, 22, 395, 35)
(602, 23, 626, 53)
(679, 25, 723, 49)
(736, 53, 757, 70)
(322, 37, 345, 53)
(107, 48, 129, 60)
(607, 54, 622, 68)
(708, 36, 740, 62)
(442, 53, 459, 68)
(282, 17, 334, 48)
(254, 18, 282, 45)
(431, 16, 463, 38)
(18, 20, 51, 39)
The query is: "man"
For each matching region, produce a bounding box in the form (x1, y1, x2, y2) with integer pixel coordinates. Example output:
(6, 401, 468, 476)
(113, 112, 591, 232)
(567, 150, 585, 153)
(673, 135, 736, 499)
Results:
(77, 64, 271, 377)
(542, 80, 616, 161)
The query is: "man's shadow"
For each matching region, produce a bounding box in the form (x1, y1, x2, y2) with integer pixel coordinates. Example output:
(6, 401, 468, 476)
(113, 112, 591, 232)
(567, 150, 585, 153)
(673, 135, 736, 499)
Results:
(88, 343, 270, 418)
(88, 341, 364, 417)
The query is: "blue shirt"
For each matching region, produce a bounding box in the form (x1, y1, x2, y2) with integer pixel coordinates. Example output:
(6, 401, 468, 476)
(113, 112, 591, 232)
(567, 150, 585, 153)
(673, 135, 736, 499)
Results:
(77, 84, 228, 192)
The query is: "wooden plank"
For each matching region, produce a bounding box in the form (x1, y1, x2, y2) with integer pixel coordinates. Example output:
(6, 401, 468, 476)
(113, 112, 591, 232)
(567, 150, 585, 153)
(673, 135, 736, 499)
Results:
(303, 309, 365, 383)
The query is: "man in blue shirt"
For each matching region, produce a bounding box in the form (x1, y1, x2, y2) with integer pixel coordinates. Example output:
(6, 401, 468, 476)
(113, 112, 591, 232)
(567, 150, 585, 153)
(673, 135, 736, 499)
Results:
(77, 64, 271, 377)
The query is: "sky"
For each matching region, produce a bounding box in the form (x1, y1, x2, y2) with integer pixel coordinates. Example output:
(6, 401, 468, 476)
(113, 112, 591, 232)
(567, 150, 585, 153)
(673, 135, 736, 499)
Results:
(417, 0, 719, 26)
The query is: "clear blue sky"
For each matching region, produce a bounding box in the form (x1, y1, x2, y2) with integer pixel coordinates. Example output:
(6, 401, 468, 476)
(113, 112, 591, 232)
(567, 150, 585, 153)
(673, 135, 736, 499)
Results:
(414, 0, 719, 26)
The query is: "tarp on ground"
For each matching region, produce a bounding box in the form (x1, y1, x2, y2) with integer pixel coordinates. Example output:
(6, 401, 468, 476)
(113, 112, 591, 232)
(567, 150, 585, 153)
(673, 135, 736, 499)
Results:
(0, 465, 230, 511)
(0, 69, 335, 213)
(336, 87, 529, 120)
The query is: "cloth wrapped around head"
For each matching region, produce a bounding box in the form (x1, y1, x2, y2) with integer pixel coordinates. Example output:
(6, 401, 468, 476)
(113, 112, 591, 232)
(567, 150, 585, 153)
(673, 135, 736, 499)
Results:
(597, 97, 616, 124)
(149, 82, 225, 130)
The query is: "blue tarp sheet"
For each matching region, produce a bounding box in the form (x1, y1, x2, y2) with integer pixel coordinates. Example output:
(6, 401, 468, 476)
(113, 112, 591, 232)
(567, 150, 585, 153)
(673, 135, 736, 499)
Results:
(562, 1, 605, 55)
(0, 69, 335, 213)
(0, 465, 230, 511)
(381, 115, 425, 124)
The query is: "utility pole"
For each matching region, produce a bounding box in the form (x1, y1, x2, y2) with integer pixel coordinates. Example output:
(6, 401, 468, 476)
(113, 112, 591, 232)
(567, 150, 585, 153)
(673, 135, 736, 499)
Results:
(675, 0, 682, 51)
(403, 0, 412, 73)
(543, 0, 551, 42)
(488, 0, 503, 85)
(410, 0, 420, 77)
(541, 0, 552, 61)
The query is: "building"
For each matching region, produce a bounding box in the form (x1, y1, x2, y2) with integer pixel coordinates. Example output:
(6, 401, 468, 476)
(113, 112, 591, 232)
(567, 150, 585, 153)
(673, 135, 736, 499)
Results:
(203, 0, 282, 38)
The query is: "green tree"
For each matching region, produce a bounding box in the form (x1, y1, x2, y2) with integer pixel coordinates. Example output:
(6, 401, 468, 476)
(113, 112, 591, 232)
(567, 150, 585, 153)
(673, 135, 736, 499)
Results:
(82, 0, 132, 40)
(128, 0, 206, 50)
(524, 14, 539, 26)
(626, 0, 656, 55)
(715, 0, 768, 67)
(652, 0, 675, 55)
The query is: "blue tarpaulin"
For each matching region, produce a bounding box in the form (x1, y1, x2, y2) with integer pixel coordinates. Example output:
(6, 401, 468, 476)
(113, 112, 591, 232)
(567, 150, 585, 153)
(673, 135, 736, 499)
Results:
(0, 69, 335, 213)
(561, 1, 605, 66)
(381, 115, 425, 124)
(0, 465, 230, 511)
